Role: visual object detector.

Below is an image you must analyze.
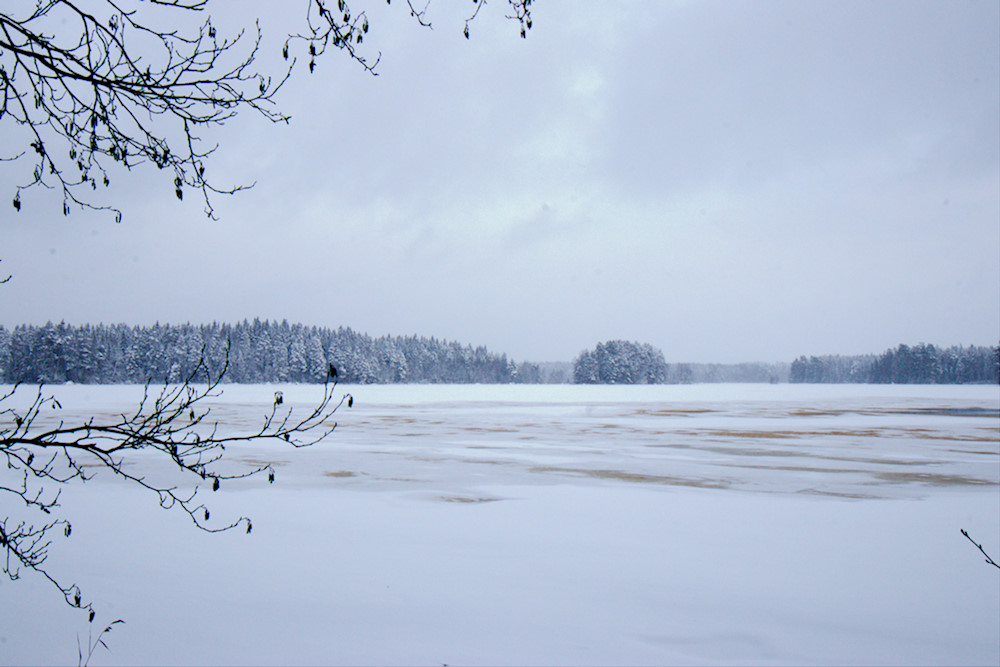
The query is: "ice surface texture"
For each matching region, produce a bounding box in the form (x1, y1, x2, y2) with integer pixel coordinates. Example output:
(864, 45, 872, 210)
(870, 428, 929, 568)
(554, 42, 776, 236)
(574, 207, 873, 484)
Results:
(2, 383, 998, 665)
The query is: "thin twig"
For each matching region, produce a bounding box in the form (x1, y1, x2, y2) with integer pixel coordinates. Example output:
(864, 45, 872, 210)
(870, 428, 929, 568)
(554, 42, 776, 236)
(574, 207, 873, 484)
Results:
(960, 529, 1000, 569)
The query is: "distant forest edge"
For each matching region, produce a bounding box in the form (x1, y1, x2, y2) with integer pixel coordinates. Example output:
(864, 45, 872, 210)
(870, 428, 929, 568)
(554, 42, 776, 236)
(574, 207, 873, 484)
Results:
(789, 343, 999, 384)
(0, 322, 996, 385)
(0, 321, 526, 385)
(572, 339, 999, 385)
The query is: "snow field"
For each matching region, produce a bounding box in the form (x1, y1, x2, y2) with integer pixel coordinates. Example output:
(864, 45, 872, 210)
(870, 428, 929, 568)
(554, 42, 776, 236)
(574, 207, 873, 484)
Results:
(1, 383, 997, 665)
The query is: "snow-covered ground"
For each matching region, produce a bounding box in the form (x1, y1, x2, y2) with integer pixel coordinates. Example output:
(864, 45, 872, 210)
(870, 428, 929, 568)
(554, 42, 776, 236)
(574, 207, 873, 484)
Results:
(2, 383, 998, 665)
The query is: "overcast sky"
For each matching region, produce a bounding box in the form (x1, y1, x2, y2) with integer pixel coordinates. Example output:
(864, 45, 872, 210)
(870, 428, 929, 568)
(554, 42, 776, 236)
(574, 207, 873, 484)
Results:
(2, 0, 998, 363)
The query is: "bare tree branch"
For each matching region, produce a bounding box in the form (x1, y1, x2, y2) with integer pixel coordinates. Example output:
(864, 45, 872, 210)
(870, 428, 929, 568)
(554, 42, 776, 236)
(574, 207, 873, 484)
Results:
(464, 0, 533, 40)
(285, 0, 381, 76)
(1, 1, 535, 222)
(1, 1, 292, 220)
(1, 348, 351, 618)
(961, 529, 1000, 570)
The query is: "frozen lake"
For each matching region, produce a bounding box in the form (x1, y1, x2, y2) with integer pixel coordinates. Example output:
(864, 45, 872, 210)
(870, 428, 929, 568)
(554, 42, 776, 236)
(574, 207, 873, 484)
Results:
(2, 383, 999, 665)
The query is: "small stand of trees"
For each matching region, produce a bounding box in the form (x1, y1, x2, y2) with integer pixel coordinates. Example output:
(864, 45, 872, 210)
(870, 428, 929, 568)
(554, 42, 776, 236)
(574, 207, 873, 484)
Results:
(573, 340, 669, 384)
(571, 341, 790, 384)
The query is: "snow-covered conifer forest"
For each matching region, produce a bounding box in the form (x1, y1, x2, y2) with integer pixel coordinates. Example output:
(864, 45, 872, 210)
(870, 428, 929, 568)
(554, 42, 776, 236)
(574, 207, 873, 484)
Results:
(789, 343, 1000, 384)
(1, 322, 997, 385)
(0, 320, 527, 384)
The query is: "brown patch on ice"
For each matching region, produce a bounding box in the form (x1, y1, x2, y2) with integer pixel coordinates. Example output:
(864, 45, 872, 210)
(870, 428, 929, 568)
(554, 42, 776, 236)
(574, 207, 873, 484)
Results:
(723, 463, 866, 475)
(635, 408, 718, 416)
(877, 407, 1000, 418)
(239, 458, 289, 467)
(696, 429, 801, 440)
(896, 427, 1000, 443)
(700, 428, 891, 440)
(530, 465, 728, 489)
(323, 470, 356, 478)
(659, 426, 994, 443)
(871, 471, 998, 487)
(786, 409, 849, 417)
(462, 426, 517, 433)
(440, 495, 501, 504)
(795, 488, 881, 500)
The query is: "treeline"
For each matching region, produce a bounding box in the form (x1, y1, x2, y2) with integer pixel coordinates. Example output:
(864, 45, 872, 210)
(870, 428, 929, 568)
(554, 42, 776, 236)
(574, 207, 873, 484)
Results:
(0, 320, 538, 385)
(790, 343, 1000, 384)
(2, 325, 996, 386)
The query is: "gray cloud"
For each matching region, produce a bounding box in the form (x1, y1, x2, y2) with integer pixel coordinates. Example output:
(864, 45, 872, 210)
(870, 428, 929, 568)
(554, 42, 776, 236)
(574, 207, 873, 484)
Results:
(1, 0, 996, 363)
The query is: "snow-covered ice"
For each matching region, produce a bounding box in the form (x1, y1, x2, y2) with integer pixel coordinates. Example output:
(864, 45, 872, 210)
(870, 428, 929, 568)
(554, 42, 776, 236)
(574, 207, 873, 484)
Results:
(2, 383, 998, 665)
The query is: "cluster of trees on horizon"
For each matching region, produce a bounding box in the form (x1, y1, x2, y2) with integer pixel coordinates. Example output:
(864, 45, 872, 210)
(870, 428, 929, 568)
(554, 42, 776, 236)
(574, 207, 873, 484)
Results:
(571, 340, 999, 385)
(570, 340, 792, 384)
(1, 322, 997, 385)
(790, 343, 999, 384)
(573, 340, 670, 384)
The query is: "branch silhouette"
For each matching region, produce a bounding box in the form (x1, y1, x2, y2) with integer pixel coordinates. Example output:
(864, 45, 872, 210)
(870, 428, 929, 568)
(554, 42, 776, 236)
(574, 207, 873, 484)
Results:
(2, 0, 534, 221)
(1, 349, 351, 619)
(960, 529, 1000, 570)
